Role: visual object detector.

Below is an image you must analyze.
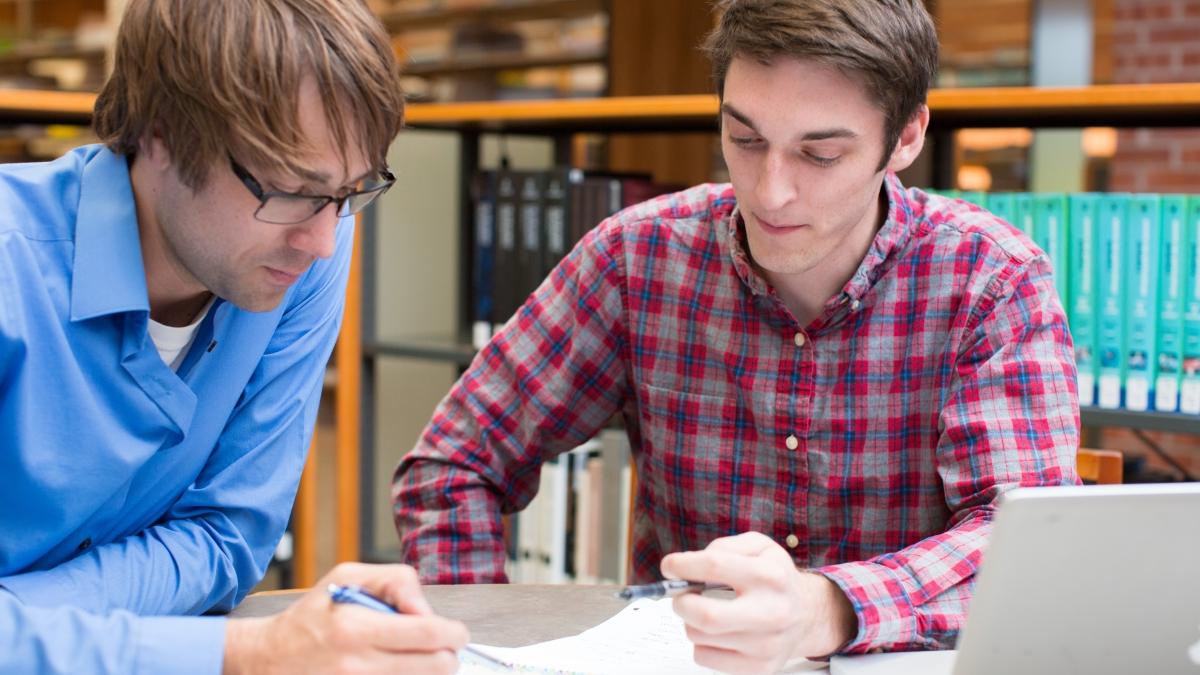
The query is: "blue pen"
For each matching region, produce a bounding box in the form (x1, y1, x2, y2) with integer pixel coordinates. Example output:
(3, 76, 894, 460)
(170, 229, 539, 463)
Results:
(327, 584, 511, 670)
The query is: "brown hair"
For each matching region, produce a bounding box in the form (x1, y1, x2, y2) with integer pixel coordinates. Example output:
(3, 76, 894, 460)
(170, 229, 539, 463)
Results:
(94, 0, 405, 189)
(703, 0, 938, 170)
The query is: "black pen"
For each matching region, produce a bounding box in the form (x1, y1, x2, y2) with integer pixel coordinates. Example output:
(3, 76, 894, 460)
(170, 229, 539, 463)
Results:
(327, 584, 511, 670)
(616, 579, 732, 601)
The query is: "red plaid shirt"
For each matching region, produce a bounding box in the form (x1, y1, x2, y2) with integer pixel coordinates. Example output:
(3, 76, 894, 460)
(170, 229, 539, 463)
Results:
(393, 173, 1080, 652)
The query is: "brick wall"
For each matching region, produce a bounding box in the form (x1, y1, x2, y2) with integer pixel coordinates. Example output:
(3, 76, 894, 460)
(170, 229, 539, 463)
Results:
(1108, 0, 1200, 192)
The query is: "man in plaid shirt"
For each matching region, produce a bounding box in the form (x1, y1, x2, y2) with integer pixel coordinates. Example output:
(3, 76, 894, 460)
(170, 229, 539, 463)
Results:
(394, 0, 1079, 670)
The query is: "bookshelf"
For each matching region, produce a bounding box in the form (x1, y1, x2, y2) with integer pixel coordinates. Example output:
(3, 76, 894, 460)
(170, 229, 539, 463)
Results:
(378, 0, 605, 31)
(10, 81, 1200, 565)
(380, 0, 609, 102)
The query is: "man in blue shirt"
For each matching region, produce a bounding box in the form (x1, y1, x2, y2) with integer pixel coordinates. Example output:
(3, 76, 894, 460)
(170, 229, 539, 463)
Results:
(0, 1, 466, 673)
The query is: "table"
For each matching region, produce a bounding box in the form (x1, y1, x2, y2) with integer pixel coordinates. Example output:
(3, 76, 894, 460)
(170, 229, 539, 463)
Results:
(231, 584, 631, 647)
(231, 584, 835, 673)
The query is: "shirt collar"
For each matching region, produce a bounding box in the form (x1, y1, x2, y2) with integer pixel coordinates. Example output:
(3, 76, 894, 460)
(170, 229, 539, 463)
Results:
(722, 171, 917, 310)
(70, 146, 151, 322)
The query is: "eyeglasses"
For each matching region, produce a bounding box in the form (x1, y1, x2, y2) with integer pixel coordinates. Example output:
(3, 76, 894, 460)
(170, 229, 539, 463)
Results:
(230, 156, 395, 225)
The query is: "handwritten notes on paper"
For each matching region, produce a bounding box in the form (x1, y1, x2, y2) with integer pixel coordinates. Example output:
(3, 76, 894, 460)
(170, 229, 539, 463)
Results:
(457, 598, 827, 675)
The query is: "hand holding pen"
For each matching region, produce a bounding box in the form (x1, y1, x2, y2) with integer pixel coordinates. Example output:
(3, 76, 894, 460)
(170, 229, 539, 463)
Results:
(617, 578, 733, 600)
(329, 583, 512, 670)
(224, 562, 468, 675)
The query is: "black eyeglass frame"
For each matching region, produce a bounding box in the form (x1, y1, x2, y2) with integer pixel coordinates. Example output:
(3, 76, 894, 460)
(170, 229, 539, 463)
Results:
(229, 156, 396, 225)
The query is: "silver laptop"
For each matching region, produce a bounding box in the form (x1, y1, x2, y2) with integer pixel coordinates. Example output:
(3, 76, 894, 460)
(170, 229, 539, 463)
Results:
(831, 483, 1200, 675)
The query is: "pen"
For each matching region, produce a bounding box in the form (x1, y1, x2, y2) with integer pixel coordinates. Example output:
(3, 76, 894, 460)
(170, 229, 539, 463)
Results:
(616, 579, 732, 601)
(327, 584, 511, 670)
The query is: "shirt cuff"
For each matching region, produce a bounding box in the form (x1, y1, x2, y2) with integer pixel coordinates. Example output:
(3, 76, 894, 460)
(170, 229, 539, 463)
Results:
(813, 561, 920, 653)
(135, 615, 226, 675)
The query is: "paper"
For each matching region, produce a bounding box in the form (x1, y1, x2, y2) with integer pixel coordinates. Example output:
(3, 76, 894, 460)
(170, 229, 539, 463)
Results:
(828, 650, 957, 675)
(457, 598, 826, 674)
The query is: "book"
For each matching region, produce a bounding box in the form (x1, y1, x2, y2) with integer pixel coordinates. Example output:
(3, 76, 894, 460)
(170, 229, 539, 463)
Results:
(492, 170, 520, 331)
(1096, 194, 1128, 409)
(1155, 195, 1188, 412)
(1014, 193, 1036, 237)
(1123, 194, 1160, 411)
(1182, 196, 1200, 413)
(958, 190, 986, 207)
(1068, 194, 1100, 407)
(470, 170, 497, 349)
(985, 192, 1018, 231)
(1034, 193, 1069, 307)
(541, 168, 573, 281)
(516, 171, 546, 307)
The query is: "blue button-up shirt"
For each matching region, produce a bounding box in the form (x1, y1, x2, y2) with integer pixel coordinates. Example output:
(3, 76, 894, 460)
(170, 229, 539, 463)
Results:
(0, 145, 351, 673)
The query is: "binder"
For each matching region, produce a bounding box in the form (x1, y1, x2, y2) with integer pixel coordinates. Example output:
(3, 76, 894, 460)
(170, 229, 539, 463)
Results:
(1034, 193, 1069, 307)
(470, 169, 497, 349)
(1123, 194, 1160, 411)
(1181, 196, 1200, 413)
(1068, 194, 1100, 407)
(1096, 194, 1128, 409)
(1155, 195, 1188, 412)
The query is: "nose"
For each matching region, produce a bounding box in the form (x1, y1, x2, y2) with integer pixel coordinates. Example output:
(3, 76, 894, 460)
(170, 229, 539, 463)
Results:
(754, 150, 798, 213)
(289, 202, 339, 260)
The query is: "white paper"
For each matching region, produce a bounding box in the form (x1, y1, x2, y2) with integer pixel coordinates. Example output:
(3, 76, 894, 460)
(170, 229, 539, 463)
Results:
(829, 650, 956, 675)
(456, 598, 827, 674)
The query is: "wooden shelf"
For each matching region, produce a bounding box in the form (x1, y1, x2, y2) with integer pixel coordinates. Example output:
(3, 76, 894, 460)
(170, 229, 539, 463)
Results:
(7, 83, 1199, 131)
(404, 48, 604, 78)
(365, 336, 478, 367)
(1081, 407, 1200, 435)
(0, 46, 106, 67)
(382, 0, 604, 32)
(0, 88, 94, 124)
(402, 83, 1200, 133)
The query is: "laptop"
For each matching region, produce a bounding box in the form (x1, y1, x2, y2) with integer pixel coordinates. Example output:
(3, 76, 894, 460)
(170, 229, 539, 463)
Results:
(831, 483, 1200, 675)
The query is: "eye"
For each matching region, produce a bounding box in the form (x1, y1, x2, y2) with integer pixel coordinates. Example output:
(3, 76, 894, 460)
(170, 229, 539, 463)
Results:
(804, 152, 840, 167)
(729, 135, 763, 149)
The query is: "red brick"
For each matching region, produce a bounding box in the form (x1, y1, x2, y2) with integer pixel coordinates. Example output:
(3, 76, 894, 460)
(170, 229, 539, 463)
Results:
(1145, 171, 1200, 192)
(1148, 24, 1200, 44)
(1114, 0, 1177, 22)
(1112, 149, 1173, 166)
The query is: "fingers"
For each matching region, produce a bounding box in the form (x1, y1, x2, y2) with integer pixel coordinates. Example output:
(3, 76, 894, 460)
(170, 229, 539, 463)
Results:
(330, 609, 469, 653)
(672, 591, 793, 636)
(383, 651, 462, 675)
(691, 643, 780, 675)
(333, 648, 461, 675)
(319, 562, 433, 615)
(661, 548, 783, 592)
(703, 531, 778, 556)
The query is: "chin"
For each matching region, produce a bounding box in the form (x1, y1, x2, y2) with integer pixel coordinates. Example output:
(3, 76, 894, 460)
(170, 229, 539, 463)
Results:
(223, 289, 288, 314)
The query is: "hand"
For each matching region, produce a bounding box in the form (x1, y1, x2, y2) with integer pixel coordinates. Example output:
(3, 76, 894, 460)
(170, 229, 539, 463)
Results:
(223, 562, 468, 675)
(660, 532, 857, 674)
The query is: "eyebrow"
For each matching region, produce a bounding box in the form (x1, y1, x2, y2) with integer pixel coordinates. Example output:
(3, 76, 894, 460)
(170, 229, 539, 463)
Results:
(296, 166, 379, 191)
(720, 102, 860, 142)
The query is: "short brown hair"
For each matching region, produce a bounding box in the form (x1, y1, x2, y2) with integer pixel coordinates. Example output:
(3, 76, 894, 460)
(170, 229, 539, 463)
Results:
(94, 0, 405, 188)
(703, 0, 938, 170)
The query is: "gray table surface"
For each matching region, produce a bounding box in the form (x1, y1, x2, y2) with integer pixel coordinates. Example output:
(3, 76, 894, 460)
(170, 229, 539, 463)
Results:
(230, 584, 631, 647)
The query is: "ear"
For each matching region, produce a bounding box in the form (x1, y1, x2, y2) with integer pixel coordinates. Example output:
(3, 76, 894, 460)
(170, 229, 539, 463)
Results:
(885, 104, 929, 173)
(136, 130, 173, 172)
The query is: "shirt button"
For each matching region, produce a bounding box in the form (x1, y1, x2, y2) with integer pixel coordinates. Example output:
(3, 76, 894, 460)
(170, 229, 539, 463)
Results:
(77, 538, 92, 551)
(793, 332, 806, 347)
(785, 435, 799, 450)
(786, 534, 800, 549)
(850, 299, 862, 311)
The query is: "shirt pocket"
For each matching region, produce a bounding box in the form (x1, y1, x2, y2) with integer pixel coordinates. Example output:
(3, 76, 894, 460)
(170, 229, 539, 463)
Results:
(635, 382, 736, 540)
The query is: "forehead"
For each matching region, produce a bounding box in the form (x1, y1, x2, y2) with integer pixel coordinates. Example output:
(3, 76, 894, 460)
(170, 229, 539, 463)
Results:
(291, 78, 371, 187)
(722, 56, 884, 139)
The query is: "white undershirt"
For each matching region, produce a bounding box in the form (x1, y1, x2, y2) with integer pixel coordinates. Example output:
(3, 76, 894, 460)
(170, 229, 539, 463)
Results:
(148, 298, 215, 371)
